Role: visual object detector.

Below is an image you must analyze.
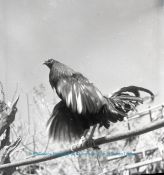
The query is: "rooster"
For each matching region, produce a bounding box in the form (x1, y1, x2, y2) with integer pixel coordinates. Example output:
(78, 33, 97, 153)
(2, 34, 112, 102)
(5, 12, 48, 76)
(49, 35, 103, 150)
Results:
(44, 59, 154, 148)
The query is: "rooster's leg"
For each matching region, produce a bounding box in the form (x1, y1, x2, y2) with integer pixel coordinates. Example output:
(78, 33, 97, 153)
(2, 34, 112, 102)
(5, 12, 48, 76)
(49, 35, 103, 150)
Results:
(88, 125, 97, 139)
(79, 125, 100, 149)
(87, 125, 100, 149)
(71, 125, 100, 151)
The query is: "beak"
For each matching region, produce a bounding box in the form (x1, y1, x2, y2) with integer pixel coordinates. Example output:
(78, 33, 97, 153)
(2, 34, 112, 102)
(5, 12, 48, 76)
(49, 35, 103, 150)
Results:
(43, 60, 48, 65)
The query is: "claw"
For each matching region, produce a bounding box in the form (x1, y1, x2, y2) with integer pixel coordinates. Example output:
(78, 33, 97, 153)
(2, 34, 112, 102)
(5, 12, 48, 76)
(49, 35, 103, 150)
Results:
(85, 138, 100, 150)
(81, 136, 100, 149)
(71, 136, 87, 151)
(71, 136, 100, 151)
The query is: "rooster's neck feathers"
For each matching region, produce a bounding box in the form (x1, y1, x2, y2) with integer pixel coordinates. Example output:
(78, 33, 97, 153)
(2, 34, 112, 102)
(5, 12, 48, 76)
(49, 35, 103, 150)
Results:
(49, 60, 75, 88)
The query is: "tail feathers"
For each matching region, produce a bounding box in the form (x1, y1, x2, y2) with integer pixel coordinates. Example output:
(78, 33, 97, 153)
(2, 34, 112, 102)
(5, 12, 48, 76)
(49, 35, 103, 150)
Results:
(103, 86, 154, 124)
(111, 86, 154, 101)
(47, 101, 88, 142)
(98, 105, 126, 129)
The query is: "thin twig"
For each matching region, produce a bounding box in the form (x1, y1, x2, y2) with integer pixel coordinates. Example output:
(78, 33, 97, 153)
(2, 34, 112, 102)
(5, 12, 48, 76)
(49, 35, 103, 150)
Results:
(129, 103, 164, 120)
(26, 94, 30, 133)
(121, 157, 162, 171)
(11, 83, 18, 104)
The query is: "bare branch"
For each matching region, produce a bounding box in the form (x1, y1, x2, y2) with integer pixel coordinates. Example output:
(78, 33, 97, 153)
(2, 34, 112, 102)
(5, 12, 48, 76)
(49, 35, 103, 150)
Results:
(0, 137, 21, 175)
(0, 97, 19, 136)
(0, 127, 10, 150)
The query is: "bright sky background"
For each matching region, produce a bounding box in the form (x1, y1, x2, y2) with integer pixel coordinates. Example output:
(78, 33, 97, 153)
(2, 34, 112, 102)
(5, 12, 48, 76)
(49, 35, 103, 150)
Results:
(0, 0, 164, 122)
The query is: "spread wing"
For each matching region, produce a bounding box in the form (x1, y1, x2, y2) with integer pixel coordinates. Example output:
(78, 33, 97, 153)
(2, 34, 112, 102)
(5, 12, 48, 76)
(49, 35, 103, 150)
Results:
(56, 73, 105, 114)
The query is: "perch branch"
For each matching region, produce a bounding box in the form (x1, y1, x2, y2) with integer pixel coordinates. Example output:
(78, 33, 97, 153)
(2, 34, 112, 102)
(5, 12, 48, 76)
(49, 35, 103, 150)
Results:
(0, 118, 164, 170)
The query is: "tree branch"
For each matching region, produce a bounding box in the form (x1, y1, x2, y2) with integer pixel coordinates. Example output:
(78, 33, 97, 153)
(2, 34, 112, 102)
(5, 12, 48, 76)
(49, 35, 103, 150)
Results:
(0, 118, 164, 170)
(0, 137, 21, 175)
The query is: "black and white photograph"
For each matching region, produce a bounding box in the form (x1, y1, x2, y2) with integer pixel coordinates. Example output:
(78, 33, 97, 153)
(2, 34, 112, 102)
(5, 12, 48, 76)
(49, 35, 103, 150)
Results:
(0, 0, 164, 174)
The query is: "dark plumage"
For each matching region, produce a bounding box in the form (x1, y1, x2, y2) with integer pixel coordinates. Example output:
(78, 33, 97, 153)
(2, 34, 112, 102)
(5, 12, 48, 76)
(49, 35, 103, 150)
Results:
(44, 59, 154, 142)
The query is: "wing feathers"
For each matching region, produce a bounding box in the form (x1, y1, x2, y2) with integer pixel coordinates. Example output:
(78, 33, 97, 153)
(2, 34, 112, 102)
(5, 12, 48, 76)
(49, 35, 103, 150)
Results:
(47, 101, 89, 141)
(56, 74, 104, 114)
